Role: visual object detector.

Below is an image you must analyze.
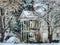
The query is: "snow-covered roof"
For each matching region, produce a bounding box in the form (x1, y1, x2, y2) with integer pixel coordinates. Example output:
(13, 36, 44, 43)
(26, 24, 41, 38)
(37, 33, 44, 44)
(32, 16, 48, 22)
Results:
(19, 10, 38, 21)
(20, 10, 34, 17)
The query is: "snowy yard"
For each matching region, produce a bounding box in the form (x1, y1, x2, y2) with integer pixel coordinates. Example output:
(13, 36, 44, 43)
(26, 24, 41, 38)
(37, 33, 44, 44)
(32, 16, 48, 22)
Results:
(0, 43, 60, 45)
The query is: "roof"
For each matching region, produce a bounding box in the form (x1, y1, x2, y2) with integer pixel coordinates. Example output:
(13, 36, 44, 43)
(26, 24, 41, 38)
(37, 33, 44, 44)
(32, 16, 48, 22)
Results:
(19, 10, 38, 21)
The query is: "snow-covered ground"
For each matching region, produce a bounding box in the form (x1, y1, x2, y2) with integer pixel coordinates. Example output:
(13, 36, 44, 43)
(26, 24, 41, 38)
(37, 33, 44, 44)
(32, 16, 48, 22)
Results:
(0, 43, 60, 45)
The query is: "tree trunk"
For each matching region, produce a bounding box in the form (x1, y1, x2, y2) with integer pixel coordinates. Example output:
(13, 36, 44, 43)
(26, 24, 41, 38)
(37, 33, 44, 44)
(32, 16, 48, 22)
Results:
(0, 16, 4, 42)
(0, 8, 5, 42)
(47, 22, 52, 43)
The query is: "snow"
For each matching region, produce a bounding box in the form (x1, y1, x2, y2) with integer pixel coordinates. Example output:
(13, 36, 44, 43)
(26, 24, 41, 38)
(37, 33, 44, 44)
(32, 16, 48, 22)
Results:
(33, 3, 43, 7)
(20, 10, 38, 20)
(35, 8, 46, 16)
(33, 0, 42, 3)
(33, 2, 48, 17)
(5, 36, 20, 43)
(21, 10, 34, 17)
(0, 43, 60, 45)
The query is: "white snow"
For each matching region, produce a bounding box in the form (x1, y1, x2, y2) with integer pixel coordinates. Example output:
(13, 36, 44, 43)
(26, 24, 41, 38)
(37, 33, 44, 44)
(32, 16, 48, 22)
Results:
(21, 10, 34, 17)
(33, 2, 48, 17)
(20, 10, 38, 20)
(5, 36, 20, 43)
(0, 43, 60, 45)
